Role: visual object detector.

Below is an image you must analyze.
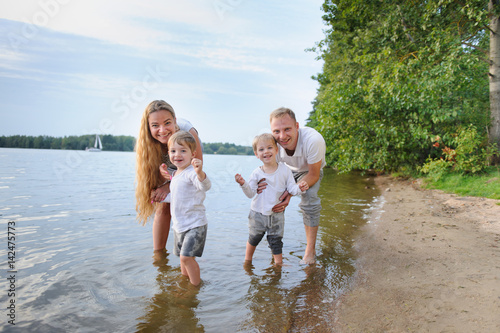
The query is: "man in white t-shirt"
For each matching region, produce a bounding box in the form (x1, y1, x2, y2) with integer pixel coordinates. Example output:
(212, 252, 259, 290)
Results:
(265, 107, 326, 265)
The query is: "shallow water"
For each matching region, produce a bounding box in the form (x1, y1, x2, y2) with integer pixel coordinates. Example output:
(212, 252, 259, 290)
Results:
(0, 148, 380, 332)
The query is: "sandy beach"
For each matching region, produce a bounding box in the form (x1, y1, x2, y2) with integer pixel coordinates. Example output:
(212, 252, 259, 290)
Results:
(332, 176, 500, 332)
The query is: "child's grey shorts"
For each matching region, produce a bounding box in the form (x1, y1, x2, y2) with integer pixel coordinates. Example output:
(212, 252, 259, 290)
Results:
(173, 224, 207, 257)
(248, 210, 285, 254)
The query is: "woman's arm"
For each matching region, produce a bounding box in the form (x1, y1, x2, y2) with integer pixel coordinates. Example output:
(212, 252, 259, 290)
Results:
(189, 128, 203, 161)
(151, 182, 170, 203)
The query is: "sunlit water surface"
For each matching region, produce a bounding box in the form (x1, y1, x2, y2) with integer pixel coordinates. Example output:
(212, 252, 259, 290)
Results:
(0, 148, 381, 332)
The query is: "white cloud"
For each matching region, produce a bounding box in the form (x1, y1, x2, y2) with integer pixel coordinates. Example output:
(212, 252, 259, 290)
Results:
(1, 0, 322, 72)
(0, 50, 30, 71)
(0, 0, 243, 48)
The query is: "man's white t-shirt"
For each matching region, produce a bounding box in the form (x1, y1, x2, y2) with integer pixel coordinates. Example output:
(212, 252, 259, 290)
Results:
(276, 127, 326, 173)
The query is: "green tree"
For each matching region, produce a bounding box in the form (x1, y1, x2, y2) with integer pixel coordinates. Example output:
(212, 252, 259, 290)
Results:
(51, 137, 62, 149)
(217, 146, 228, 155)
(204, 146, 214, 154)
(311, 0, 497, 172)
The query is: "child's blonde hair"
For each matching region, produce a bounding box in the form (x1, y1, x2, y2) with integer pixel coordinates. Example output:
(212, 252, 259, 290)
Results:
(252, 133, 278, 152)
(168, 131, 197, 153)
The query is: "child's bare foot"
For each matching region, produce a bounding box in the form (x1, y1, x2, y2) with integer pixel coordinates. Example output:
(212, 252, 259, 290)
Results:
(243, 260, 255, 275)
(273, 259, 283, 266)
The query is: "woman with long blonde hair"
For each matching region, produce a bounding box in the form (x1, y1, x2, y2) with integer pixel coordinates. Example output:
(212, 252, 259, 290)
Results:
(135, 100, 203, 252)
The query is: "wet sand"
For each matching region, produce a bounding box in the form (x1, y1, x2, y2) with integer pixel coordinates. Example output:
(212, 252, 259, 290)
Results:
(332, 176, 500, 332)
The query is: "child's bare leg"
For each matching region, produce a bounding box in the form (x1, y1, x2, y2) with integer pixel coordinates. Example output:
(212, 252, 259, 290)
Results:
(267, 235, 284, 266)
(180, 255, 201, 286)
(245, 241, 257, 262)
(180, 262, 188, 277)
(273, 253, 283, 265)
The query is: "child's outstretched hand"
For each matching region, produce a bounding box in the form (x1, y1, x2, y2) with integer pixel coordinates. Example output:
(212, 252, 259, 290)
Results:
(191, 158, 203, 175)
(298, 180, 309, 192)
(191, 158, 207, 181)
(235, 174, 245, 186)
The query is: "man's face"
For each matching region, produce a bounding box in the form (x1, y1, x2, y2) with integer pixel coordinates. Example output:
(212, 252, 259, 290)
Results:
(270, 114, 299, 151)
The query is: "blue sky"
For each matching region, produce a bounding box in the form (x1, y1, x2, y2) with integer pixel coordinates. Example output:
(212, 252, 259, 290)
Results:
(0, 0, 325, 146)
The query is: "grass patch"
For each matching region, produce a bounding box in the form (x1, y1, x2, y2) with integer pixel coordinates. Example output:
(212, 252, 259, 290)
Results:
(421, 167, 500, 200)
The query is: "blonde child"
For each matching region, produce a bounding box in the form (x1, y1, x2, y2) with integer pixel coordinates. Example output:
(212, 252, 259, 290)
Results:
(167, 131, 211, 286)
(235, 133, 308, 265)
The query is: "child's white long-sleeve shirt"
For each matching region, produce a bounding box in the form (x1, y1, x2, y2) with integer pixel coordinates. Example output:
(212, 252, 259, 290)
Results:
(170, 165, 211, 233)
(240, 162, 303, 216)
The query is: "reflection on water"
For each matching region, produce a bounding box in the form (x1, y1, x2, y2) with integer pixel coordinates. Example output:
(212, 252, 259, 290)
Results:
(0, 149, 380, 332)
(242, 264, 291, 332)
(137, 251, 204, 332)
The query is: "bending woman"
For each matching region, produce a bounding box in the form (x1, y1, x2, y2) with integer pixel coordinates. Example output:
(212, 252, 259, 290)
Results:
(135, 100, 203, 252)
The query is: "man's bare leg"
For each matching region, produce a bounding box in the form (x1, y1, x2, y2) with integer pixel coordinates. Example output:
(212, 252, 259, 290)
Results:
(302, 225, 318, 264)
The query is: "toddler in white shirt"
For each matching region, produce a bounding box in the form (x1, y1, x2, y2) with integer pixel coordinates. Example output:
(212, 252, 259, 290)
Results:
(235, 133, 308, 266)
(167, 131, 211, 286)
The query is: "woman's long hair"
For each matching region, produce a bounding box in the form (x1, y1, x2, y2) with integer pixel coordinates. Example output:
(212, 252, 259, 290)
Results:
(135, 100, 176, 225)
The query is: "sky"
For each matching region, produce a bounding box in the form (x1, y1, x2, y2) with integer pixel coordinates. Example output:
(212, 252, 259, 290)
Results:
(0, 0, 326, 146)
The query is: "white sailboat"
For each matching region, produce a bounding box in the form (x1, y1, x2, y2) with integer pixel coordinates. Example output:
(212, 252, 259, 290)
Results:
(85, 134, 103, 152)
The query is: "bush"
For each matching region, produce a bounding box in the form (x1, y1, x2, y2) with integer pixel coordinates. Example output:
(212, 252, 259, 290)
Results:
(420, 125, 498, 180)
(419, 158, 453, 182)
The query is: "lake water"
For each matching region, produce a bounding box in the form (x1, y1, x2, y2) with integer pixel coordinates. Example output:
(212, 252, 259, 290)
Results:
(0, 148, 382, 332)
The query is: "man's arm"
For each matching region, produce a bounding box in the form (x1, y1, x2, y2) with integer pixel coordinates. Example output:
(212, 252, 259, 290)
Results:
(300, 160, 322, 187)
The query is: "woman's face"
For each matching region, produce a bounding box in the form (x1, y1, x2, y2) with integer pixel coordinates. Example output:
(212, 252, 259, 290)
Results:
(148, 110, 177, 145)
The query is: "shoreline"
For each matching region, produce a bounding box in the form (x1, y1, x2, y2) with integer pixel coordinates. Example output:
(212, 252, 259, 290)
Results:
(332, 175, 500, 332)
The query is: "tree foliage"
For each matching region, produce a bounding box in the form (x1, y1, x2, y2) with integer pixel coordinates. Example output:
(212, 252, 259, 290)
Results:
(310, 0, 494, 172)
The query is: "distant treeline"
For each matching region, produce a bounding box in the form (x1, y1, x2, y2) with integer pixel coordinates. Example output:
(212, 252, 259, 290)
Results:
(203, 142, 253, 155)
(0, 135, 136, 151)
(0, 135, 254, 155)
